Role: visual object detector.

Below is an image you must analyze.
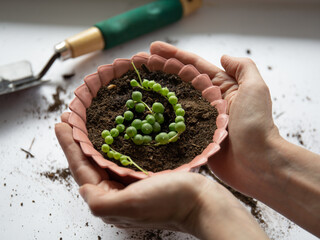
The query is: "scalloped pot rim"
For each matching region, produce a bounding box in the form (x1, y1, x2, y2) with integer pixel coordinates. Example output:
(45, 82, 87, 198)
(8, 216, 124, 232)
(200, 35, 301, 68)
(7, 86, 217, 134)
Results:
(68, 54, 229, 182)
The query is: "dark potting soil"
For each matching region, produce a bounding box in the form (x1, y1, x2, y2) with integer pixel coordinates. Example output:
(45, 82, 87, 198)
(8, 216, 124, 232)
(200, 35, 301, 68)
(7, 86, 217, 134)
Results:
(47, 86, 66, 112)
(86, 68, 218, 172)
(40, 168, 72, 190)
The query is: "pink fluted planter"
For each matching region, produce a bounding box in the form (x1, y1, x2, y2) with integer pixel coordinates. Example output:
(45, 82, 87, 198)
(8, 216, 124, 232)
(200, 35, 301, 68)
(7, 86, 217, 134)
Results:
(68, 54, 229, 183)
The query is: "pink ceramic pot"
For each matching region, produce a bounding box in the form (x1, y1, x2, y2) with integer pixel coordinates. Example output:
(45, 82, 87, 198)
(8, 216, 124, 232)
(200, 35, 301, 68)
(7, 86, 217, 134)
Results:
(68, 54, 228, 184)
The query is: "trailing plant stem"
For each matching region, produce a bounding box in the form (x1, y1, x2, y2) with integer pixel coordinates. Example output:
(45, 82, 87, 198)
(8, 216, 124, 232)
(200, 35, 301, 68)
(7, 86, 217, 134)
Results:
(132, 61, 143, 85)
(109, 146, 148, 175)
(140, 101, 153, 114)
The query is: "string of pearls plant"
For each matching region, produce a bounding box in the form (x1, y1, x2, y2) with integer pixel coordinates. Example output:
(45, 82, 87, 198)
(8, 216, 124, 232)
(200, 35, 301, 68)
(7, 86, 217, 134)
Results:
(100, 62, 186, 174)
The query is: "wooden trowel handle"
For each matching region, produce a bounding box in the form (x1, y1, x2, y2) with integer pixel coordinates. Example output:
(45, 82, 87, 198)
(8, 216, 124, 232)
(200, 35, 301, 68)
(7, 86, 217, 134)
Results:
(54, 0, 202, 60)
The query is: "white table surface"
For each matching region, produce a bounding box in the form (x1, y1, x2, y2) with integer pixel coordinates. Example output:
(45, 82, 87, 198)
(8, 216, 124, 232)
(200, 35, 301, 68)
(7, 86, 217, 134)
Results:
(1, 0, 320, 239)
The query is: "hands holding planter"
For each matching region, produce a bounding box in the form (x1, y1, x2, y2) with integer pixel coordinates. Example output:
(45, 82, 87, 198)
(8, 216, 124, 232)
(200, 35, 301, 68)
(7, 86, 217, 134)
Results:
(55, 41, 320, 238)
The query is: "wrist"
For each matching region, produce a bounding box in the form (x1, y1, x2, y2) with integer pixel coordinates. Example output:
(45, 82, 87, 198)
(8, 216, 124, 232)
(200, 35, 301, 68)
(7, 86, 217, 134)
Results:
(251, 135, 320, 236)
(182, 177, 268, 240)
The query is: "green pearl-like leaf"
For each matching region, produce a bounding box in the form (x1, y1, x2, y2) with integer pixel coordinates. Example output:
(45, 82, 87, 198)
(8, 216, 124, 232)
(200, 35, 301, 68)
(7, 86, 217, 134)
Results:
(133, 134, 144, 145)
(101, 144, 110, 153)
(101, 130, 110, 139)
(141, 123, 153, 135)
(132, 91, 142, 102)
(105, 136, 114, 145)
(155, 132, 169, 144)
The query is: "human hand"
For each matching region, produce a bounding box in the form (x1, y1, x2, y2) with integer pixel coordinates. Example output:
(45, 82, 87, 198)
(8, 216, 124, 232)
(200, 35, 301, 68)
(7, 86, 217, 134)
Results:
(55, 112, 268, 239)
(54, 112, 210, 231)
(150, 41, 280, 197)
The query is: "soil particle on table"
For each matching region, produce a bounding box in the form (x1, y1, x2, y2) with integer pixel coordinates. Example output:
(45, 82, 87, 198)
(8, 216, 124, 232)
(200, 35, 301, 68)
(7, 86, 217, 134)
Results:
(200, 166, 267, 226)
(127, 230, 178, 240)
(287, 132, 305, 146)
(40, 168, 72, 190)
(143, 230, 163, 240)
(86, 68, 218, 172)
(246, 49, 251, 55)
(47, 86, 66, 112)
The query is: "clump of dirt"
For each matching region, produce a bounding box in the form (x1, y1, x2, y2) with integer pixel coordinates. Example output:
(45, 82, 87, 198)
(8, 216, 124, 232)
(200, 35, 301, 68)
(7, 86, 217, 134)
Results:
(200, 166, 267, 227)
(288, 132, 305, 146)
(47, 86, 66, 112)
(86, 68, 218, 173)
(40, 168, 72, 190)
(127, 230, 183, 240)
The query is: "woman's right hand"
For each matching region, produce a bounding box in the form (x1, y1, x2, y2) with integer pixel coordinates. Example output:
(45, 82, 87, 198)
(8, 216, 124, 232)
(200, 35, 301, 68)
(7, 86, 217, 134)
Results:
(150, 41, 280, 197)
(150, 42, 320, 237)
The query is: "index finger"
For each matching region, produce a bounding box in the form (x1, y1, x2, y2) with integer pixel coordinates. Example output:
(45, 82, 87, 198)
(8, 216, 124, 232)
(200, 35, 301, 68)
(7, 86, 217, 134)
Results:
(150, 41, 223, 78)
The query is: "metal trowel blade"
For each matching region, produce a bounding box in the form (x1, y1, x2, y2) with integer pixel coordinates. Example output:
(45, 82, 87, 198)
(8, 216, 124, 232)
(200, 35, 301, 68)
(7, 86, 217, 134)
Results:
(0, 60, 33, 80)
(0, 61, 47, 95)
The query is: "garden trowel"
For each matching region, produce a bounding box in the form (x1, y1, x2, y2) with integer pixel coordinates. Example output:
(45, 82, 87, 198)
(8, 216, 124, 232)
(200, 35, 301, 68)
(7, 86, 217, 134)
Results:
(0, 0, 202, 96)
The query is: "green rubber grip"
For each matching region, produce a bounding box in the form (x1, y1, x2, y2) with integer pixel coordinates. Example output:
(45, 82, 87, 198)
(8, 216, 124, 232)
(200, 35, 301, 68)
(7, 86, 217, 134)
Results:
(94, 0, 183, 49)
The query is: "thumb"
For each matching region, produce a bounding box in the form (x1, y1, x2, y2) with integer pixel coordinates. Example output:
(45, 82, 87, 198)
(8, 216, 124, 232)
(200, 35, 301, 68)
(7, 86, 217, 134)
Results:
(79, 183, 115, 217)
(79, 183, 132, 217)
(79, 183, 106, 203)
(220, 55, 264, 85)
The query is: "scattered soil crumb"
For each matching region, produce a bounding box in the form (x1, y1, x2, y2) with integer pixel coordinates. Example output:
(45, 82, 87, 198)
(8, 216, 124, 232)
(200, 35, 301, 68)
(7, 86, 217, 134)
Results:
(200, 166, 267, 227)
(20, 202, 23, 207)
(98, 236, 101, 240)
(144, 230, 163, 240)
(3, 183, 6, 187)
(246, 49, 251, 55)
(290, 132, 305, 146)
(306, 96, 311, 101)
(128, 230, 177, 240)
(267, 66, 272, 70)
(62, 73, 75, 80)
(48, 86, 66, 112)
(32, 200, 35, 203)
(85, 222, 89, 227)
(40, 168, 73, 190)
